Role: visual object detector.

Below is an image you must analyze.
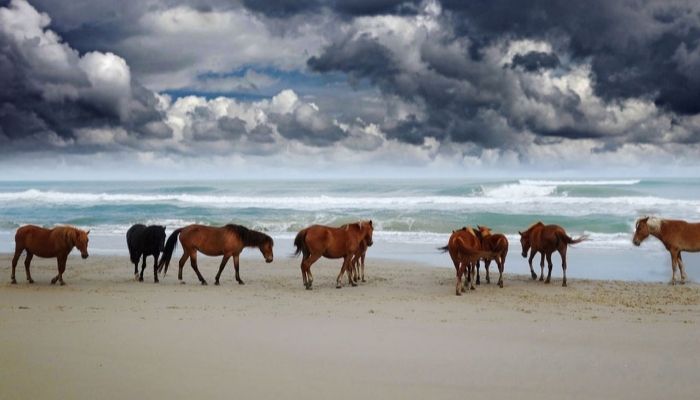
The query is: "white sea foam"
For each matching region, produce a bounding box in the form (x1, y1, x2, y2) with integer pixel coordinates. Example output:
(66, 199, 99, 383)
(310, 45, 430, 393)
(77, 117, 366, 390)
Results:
(1, 189, 699, 218)
(519, 179, 641, 186)
(480, 183, 557, 198)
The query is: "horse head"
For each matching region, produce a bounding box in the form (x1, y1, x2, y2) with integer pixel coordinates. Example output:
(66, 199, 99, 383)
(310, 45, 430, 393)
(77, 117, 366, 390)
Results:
(73, 228, 90, 259)
(518, 230, 530, 258)
(477, 225, 492, 239)
(260, 235, 274, 263)
(361, 220, 374, 247)
(633, 217, 651, 246)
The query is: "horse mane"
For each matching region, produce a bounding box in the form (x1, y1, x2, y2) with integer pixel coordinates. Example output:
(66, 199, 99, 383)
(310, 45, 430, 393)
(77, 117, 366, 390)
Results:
(645, 216, 663, 233)
(523, 221, 544, 233)
(55, 226, 79, 246)
(225, 224, 273, 247)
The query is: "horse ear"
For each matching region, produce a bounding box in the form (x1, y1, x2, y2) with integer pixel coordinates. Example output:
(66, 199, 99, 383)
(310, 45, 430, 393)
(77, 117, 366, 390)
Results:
(369, 220, 373, 226)
(518, 231, 523, 236)
(86, 230, 91, 235)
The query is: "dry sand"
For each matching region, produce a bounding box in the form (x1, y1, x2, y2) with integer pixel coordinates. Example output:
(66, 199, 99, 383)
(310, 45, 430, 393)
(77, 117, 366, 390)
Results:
(1, 253, 699, 399)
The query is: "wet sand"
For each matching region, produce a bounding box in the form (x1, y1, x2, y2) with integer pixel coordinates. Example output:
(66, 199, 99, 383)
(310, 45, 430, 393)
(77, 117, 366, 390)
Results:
(1, 254, 699, 399)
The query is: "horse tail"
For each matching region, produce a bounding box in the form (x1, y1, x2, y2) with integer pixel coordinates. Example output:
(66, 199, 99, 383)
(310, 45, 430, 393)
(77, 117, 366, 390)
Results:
(292, 229, 308, 257)
(437, 245, 450, 253)
(558, 231, 589, 246)
(158, 228, 182, 275)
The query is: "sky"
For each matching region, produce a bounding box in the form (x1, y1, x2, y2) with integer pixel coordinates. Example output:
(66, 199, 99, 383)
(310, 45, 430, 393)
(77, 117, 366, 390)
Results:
(2, 0, 700, 179)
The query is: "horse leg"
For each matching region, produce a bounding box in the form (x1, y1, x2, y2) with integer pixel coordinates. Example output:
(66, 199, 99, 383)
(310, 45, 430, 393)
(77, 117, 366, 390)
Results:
(476, 261, 481, 285)
(153, 253, 160, 283)
(51, 254, 68, 285)
(497, 257, 504, 288)
(360, 253, 366, 283)
(528, 251, 537, 280)
(11, 246, 23, 284)
(544, 252, 553, 284)
(177, 252, 189, 283)
(560, 246, 568, 287)
(301, 253, 320, 290)
(139, 254, 147, 282)
(678, 253, 687, 284)
(214, 255, 231, 285)
(188, 251, 207, 285)
(467, 262, 476, 290)
(539, 253, 545, 281)
(670, 250, 679, 285)
(24, 252, 34, 284)
(233, 255, 244, 285)
(485, 260, 491, 284)
(455, 263, 464, 296)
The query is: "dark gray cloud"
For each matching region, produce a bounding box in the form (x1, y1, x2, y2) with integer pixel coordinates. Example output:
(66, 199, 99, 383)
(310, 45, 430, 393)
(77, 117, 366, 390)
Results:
(511, 51, 560, 72)
(2, 0, 700, 166)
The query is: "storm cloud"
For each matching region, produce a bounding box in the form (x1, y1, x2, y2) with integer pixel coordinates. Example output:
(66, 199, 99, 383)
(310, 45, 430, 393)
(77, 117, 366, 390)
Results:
(2, 0, 700, 174)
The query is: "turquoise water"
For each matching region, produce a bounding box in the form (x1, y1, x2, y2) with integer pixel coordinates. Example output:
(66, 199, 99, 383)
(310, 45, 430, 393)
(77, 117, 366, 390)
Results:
(1, 178, 699, 282)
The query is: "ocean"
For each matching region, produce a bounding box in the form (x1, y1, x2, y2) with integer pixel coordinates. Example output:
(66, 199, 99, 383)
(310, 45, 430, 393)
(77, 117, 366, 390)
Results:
(1, 178, 699, 282)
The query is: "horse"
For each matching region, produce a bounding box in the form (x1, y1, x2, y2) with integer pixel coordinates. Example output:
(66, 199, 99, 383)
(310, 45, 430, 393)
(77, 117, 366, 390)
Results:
(11, 225, 90, 285)
(126, 224, 166, 283)
(633, 216, 700, 285)
(293, 220, 374, 290)
(519, 222, 587, 287)
(439, 227, 490, 294)
(475, 225, 508, 288)
(157, 224, 274, 285)
(351, 234, 370, 283)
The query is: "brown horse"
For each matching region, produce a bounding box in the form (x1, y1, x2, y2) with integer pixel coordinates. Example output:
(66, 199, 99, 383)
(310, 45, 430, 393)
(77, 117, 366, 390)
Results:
(439, 227, 493, 294)
(157, 224, 273, 285)
(11, 225, 90, 285)
(519, 222, 587, 287)
(351, 237, 369, 283)
(633, 216, 700, 284)
(475, 225, 508, 288)
(293, 220, 374, 290)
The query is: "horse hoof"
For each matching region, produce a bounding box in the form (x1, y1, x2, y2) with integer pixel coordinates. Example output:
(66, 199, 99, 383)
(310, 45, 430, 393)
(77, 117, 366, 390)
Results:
(154, 280, 159, 284)
(306, 286, 313, 291)
(28, 279, 34, 284)
(60, 281, 65, 286)
(470, 286, 475, 291)
(545, 280, 550, 284)
(361, 279, 366, 283)
(138, 277, 144, 282)
(531, 273, 537, 280)
(562, 282, 567, 287)
(11, 279, 17, 284)
(237, 281, 245, 285)
(456, 292, 462, 296)
(336, 285, 342, 289)
(50, 279, 57, 285)
(180, 281, 186, 285)
(215, 281, 220, 286)
(201, 281, 208, 286)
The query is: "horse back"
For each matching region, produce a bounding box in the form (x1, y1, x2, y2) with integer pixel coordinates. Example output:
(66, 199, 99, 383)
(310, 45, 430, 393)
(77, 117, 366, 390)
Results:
(661, 220, 700, 251)
(305, 224, 353, 258)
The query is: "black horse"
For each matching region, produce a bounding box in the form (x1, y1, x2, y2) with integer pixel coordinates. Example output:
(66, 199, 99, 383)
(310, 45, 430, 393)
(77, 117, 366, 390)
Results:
(126, 224, 166, 282)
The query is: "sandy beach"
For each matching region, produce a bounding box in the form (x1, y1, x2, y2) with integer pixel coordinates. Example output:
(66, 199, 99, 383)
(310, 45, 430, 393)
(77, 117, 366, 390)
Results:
(1, 253, 699, 399)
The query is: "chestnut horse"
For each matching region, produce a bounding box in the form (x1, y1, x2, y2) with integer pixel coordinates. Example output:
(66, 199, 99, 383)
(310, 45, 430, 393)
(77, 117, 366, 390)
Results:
(439, 227, 497, 294)
(633, 216, 700, 284)
(439, 227, 500, 295)
(157, 224, 274, 285)
(293, 220, 374, 290)
(519, 222, 587, 287)
(11, 225, 90, 285)
(475, 225, 508, 288)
